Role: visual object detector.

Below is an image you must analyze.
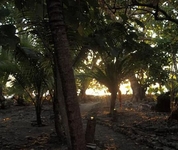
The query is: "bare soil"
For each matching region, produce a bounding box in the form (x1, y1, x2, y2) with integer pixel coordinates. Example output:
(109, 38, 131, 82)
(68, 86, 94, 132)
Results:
(0, 105, 64, 150)
(0, 97, 177, 150)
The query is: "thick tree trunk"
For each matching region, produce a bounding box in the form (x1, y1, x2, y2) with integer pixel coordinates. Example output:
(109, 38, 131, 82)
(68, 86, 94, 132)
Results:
(47, 1, 86, 149)
(52, 95, 63, 138)
(110, 90, 117, 116)
(79, 88, 87, 102)
(118, 88, 122, 108)
(129, 75, 146, 101)
(53, 57, 71, 147)
(79, 81, 88, 102)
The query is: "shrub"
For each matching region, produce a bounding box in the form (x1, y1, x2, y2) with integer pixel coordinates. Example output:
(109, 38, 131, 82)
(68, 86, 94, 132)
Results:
(155, 92, 171, 112)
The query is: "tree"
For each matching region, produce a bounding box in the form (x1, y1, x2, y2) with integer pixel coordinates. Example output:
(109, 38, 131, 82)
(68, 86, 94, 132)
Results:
(0, 5, 20, 108)
(12, 0, 70, 142)
(91, 60, 130, 116)
(11, 43, 52, 126)
(99, 0, 178, 25)
(82, 21, 137, 115)
(2, 0, 178, 146)
(46, 0, 86, 149)
(127, 40, 170, 101)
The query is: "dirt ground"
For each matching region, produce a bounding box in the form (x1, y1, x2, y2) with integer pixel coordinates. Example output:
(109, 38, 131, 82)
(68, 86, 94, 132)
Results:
(0, 97, 178, 150)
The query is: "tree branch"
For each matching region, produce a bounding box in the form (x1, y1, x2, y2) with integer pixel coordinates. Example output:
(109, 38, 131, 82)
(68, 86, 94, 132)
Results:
(105, 0, 178, 24)
(130, 0, 178, 24)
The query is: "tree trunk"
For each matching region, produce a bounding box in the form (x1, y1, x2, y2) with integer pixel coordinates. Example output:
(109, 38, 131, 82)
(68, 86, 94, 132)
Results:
(35, 103, 42, 126)
(129, 74, 146, 101)
(118, 88, 122, 108)
(172, 51, 178, 79)
(47, 1, 86, 149)
(52, 95, 63, 137)
(79, 88, 87, 102)
(79, 81, 88, 102)
(53, 56, 71, 147)
(35, 93, 43, 126)
(110, 90, 117, 116)
(79, 78, 90, 102)
(0, 86, 5, 109)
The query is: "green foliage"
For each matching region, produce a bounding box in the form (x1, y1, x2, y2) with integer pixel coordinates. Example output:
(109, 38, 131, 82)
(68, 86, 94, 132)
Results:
(0, 50, 17, 74)
(15, 0, 45, 20)
(0, 7, 10, 21)
(0, 25, 19, 49)
(0, 0, 177, 100)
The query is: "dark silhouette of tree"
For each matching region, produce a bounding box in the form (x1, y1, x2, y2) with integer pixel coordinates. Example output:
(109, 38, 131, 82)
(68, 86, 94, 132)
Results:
(46, 0, 86, 149)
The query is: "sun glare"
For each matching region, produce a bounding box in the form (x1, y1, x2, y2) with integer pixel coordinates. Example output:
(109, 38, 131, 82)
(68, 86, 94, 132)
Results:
(85, 88, 110, 96)
(85, 82, 132, 96)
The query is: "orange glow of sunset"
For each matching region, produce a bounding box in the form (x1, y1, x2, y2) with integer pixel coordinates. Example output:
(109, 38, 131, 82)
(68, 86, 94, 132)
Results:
(86, 82, 132, 96)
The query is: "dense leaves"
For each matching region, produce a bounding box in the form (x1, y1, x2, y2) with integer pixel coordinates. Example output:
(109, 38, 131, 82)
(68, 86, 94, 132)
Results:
(0, 0, 178, 149)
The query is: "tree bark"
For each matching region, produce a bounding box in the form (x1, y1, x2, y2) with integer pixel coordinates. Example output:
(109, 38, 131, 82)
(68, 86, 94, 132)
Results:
(47, 0, 86, 149)
(79, 80, 88, 102)
(35, 104, 42, 126)
(110, 89, 117, 116)
(0, 86, 5, 109)
(52, 95, 64, 138)
(129, 74, 146, 101)
(53, 56, 71, 148)
(79, 88, 87, 102)
(118, 88, 122, 108)
(34, 93, 42, 126)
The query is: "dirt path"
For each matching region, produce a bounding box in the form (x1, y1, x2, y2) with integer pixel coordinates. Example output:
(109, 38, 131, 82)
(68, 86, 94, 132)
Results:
(80, 102, 101, 114)
(81, 101, 178, 150)
(80, 101, 152, 150)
